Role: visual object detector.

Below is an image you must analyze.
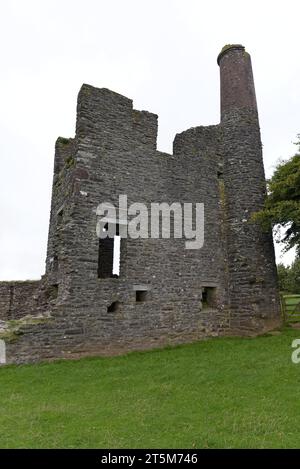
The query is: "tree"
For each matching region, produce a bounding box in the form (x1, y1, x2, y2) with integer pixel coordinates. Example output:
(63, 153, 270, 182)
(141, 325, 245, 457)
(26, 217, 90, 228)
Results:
(288, 258, 300, 293)
(277, 263, 291, 292)
(277, 259, 300, 293)
(254, 138, 300, 256)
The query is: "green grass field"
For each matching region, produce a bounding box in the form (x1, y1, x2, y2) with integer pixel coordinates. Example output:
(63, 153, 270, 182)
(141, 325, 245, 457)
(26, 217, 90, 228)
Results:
(1, 328, 300, 449)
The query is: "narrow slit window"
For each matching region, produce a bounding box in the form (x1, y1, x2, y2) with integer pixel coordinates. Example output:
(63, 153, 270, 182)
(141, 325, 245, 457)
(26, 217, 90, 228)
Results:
(113, 232, 121, 277)
(98, 223, 121, 278)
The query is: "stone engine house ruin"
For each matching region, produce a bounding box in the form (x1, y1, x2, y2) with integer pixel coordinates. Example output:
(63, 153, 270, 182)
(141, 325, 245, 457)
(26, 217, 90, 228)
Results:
(0, 45, 281, 364)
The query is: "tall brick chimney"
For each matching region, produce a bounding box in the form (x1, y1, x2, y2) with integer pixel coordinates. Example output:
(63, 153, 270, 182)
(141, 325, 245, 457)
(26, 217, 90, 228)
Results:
(218, 44, 258, 121)
(217, 44, 281, 333)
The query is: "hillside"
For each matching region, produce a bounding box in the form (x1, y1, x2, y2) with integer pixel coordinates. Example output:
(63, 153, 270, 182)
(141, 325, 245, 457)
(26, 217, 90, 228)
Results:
(1, 328, 300, 449)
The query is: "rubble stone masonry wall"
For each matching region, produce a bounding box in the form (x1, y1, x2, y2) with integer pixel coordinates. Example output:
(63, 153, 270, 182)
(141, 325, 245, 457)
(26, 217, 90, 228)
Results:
(1, 45, 282, 364)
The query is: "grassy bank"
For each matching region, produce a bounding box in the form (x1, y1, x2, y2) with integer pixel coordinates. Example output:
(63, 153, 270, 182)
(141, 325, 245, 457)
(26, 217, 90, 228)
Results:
(1, 328, 300, 448)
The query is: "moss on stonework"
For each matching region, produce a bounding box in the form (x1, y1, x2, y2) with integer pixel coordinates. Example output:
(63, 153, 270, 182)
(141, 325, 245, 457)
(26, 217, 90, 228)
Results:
(53, 168, 67, 188)
(58, 137, 71, 145)
(217, 44, 245, 64)
(65, 155, 75, 169)
(81, 85, 91, 96)
(132, 110, 141, 123)
(0, 330, 21, 342)
(220, 44, 244, 54)
(0, 315, 51, 343)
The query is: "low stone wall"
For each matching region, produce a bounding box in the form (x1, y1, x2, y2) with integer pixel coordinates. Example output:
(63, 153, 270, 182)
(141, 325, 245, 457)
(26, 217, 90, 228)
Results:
(0, 281, 41, 321)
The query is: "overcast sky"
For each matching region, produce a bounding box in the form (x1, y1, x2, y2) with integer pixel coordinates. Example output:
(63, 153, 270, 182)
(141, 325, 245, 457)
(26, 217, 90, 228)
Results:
(0, 0, 299, 280)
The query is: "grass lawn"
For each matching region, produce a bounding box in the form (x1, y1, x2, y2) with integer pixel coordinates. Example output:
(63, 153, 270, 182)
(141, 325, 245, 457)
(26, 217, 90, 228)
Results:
(1, 328, 300, 448)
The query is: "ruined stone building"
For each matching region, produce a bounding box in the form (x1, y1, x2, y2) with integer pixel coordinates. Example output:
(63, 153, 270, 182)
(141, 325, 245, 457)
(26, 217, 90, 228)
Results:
(0, 45, 281, 364)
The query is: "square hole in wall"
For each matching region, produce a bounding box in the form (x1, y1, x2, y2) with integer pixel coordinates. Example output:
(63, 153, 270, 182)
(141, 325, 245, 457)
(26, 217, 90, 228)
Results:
(202, 287, 217, 308)
(107, 301, 121, 313)
(136, 290, 147, 302)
